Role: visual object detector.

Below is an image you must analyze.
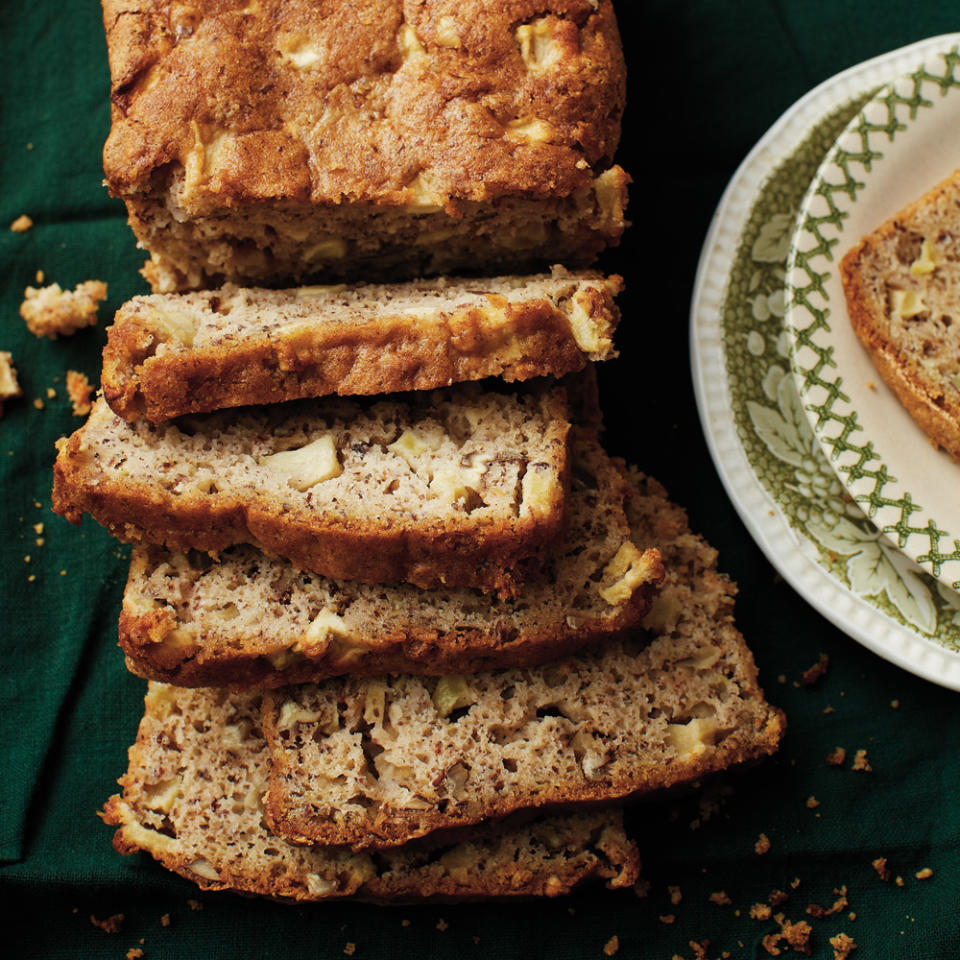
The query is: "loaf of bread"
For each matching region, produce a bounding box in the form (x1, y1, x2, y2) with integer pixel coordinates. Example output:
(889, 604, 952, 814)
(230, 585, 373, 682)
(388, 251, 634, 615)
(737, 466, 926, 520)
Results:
(101, 684, 641, 901)
(841, 168, 960, 459)
(102, 269, 621, 423)
(118, 431, 663, 688)
(53, 384, 569, 595)
(100, 0, 628, 291)
(261, 470, 785, 851)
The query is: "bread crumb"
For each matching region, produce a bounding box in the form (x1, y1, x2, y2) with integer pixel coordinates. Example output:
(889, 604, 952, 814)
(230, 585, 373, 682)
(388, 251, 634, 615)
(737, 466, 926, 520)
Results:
(187, 899, 203, 911)
(800, 653, 829, 685)
(160, 914, 170, 927)
(400, 919, 410, 927)
(472, 936, 480, 945)
(806, 886, 848, 918)
(750, 903, 773, 921)
(27, 574, 35, 582)
(826, 747, 846, 766)
(762, 915, 813, 956)
(0, 352, 23, 416)
(769, 889, 789, 906)
(633, 878, 651, 898)
(126, 950, 144, 960)
(20, 280, 107, 339)
(872, 857, 891, 881)
(603, 935, 620, 956)
(755, 833, 771, 855)
(24, 555, 30, 563)
(851, 749, 871, 772)
(915, 867, 934, 880)
(658, 914, 676, 924)
(33, 398, 44, 410)
(35, 269, 44, 283)
(36, 537, 44, 547)
(848, 912, 856, 921)
(823, 706, 835, 714)
(66, 370, 93, 416)
(33, 522, 43, 534)
(790, 877, 801, 889)
(895, 876, 905, 888)
(10, 214, 33, 232)
(829, 932, 857, 959)
(668, 884, 682, 905)
(343, 944, 356, 956)
(90, 914, 124, 933)
(436, 919, 448, 932)
(777, 674, 787, 684)
(867, 381, 876, 391)
(45, 387, 56, 399)
(890, 699, 899, 709)
(709, 891, 731, 906)
(806, 796, 820, 809)
(689, 942, 709, 960)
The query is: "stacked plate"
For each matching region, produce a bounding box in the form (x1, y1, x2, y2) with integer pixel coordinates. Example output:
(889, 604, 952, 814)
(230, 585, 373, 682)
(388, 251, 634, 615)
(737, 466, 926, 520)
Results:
(691, 34, 960, 690)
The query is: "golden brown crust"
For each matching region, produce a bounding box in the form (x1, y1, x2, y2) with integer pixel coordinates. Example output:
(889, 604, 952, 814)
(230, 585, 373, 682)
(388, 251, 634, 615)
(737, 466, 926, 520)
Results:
(840, 169, 960, 461)
(101, 276, 622, 423)
(51, 389, 571, 596)
(101, 0, 625, 208)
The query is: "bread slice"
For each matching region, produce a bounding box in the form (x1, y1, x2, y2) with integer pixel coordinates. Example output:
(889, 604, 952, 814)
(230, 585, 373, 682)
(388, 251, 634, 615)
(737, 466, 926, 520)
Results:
(101, 1, 628, 292)
(118, 431, 663, 688)
(102, 269, 622, 423)
(52, 384, 569, 595)
(261, 470, 786, 851)
(841, 167, 960, 459)
(101, 684, 641, 901)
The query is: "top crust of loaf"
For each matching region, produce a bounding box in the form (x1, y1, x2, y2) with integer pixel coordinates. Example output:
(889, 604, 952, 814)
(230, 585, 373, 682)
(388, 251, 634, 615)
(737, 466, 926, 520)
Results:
(841, 167, 960, 460)
(101, 0, 626, 211)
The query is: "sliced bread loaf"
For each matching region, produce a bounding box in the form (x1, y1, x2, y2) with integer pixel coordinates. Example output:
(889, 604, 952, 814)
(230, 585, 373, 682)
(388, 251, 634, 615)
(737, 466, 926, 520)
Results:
(101, 683, 640, 901)
(52, 384, 569, 595)
(261, 469, 785, 851)
(102, 269, 621, 423)
(118, 430, 663, 688)
(841, 167, 960, 459)
(102, 1, 628, 291)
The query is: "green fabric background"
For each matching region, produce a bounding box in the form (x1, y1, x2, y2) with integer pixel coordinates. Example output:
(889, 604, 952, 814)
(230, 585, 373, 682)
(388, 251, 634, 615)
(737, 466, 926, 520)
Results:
(2, 2, 958, 957)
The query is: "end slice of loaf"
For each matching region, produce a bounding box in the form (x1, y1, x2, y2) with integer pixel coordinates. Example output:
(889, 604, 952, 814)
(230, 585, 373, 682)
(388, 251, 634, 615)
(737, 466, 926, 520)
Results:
(261, 469, 786, 852)
(52, 384, 569, 596)
(118, 430, 663, 688)
(841, 167, 960, 459)
(102, 269, 622, 423)
(101, 684, 640, 902)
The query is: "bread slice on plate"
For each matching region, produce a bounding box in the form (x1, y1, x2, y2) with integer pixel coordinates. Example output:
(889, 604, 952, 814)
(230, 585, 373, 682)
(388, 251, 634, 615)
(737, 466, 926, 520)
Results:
(261, 470, 785, 852)
(101, 0, 629, 291)
(101, 684, 641, 901)
(52, 384, 569, 596)
(841, 167, 960, 459)
(118, 430, 663, 688)
(102, 269, 622, 423)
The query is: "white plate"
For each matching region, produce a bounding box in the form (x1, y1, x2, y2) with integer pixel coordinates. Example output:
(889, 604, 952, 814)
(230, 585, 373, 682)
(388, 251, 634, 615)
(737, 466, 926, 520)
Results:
(786, 45, 960, 591)
(691, 35, 960, 690)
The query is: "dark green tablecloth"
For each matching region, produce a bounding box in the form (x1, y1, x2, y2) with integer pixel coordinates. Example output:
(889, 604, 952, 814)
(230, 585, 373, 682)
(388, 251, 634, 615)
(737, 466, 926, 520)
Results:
(3, 3, 958, 958)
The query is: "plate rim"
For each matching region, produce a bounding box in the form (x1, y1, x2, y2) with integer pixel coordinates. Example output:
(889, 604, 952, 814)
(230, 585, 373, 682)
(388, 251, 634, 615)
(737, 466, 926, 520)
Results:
(690, 33, 960, 691)
(784, 42, 960, 592)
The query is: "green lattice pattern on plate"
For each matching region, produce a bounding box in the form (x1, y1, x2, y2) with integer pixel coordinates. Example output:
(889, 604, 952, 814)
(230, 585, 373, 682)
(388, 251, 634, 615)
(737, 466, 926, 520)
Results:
(788, 48, 960, 582)
(721, 92, 960, 650)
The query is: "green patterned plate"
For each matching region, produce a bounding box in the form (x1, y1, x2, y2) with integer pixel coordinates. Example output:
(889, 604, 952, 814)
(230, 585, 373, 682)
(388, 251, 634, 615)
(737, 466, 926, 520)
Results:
(787, 44, 960, 592)
(691, 35, 960, 689)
